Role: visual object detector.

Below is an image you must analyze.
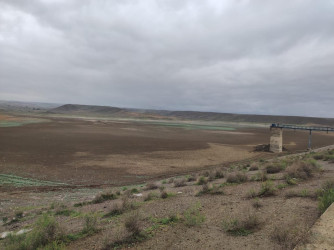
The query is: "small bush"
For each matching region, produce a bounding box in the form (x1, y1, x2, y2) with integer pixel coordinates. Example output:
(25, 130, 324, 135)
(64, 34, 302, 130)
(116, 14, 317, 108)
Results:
(266, 164, 283, 174)
(226, 173, 248, 183)
(285, 160, 319, 181)
(214, 170, 224, 179)
(196, 176, 208, 185)
(145, 183, 159, 190)
(222, 214, 260, 236)
(144, 192, 159, 201)
(251, 171, 267, 182)
(258, 180, 276, 197)
(285, 189, 316, 199)
(252, 198, 263, 209)
(131, 188, 139, 194)
(4, 214, 64, 250)
(174, 179, 186, 187)
(318, 188, 334, 214)
(249, 165, 259, 171)
(82, 214, 98, 235)
(168, 178, 174, 184)
(183, 203, 205, 227)
(103, 204, 123, 218)
(92, 192, 117, 204)
(187, 175, 196, 182)
(271, 225, 307, 249)
(125, 212, 141, 236)
(160, 191, 168, 199)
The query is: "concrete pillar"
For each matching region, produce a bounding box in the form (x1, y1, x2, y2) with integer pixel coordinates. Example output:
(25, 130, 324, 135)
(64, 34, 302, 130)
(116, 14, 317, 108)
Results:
(270, 127, 283, 153)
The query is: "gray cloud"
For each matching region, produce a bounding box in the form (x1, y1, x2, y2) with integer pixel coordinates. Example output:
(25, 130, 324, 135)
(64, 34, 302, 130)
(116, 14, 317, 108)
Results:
(1, 0, 334, 117)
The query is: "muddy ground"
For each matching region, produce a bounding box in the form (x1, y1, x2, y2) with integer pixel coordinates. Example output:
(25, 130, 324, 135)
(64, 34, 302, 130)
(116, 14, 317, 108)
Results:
(0, 117, 334, 187)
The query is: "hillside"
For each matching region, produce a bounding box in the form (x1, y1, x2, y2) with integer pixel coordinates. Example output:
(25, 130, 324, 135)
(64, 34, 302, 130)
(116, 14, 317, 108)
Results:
(48, 104, 334, 126)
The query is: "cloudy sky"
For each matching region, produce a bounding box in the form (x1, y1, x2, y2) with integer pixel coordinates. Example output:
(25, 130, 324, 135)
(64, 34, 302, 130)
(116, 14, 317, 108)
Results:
(1, 0, 334, 117)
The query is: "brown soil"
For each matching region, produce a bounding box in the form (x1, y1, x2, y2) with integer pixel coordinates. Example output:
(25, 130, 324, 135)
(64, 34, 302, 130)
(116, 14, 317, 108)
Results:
(1, 117, 333, 188)
(1, 153, 333, 250)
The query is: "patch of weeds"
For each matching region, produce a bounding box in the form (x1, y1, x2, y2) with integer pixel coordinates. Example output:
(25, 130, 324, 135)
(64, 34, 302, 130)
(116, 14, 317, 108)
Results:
(285, 189, 316, 199)
(258, 180, 276, 197)
(73, 201, 89, 207)
(266, 163, 284, 174)
(249, 165, 259, 171)
(162, 180, 167, 184)
(144, 192, 159, 202)
(246, 189, 258, 199)
(270, 224, 307, 249)
(122, 187, 128, 191)
(82, 214, 98, 235)
(174, 178, 186, 187)
(187, 175, 197, 182)
(131, 188, 139, 194)
(103, 204, 123, 218)
(252, 198, 263, 209)
(222, 214, 260, 236)
(214, 170, 224, 179)
(3, 214, 64, 250)
(168, 178, 174, 184)
(183, 202, 205, 227)
(196, 176, 208, 185)
(285, 176, 298, 185)
(151, 214, 180, 225)
(15, 210, 24, 219)
(251, 171, 267, 182)
(55, 209, 80, 217)
(318, 180, 334, 214)
(285, 159, 320, 182)
(226, 172, 248, 184)
(145, 182, 159, 190)
(196, 184, 224, 196)
(92, 192, 117, 204)
(276, 183, 288, 190)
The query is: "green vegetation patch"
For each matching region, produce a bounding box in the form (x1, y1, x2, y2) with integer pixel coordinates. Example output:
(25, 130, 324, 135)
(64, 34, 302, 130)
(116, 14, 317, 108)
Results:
(0, 174, 67, 187)
(144, 121, 236, 131)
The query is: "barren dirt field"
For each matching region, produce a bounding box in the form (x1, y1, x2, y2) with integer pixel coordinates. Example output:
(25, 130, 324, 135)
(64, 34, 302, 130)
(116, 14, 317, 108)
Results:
(1, 116, 334, 187)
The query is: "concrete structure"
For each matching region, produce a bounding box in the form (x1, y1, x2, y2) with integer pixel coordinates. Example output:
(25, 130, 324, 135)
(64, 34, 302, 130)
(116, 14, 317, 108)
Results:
(294, 203, 334, 250)
(269, 127, 283, 153)
(269, 124, 334, 153)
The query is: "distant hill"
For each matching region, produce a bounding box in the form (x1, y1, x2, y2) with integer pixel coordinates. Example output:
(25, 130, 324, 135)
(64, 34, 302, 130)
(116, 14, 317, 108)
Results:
(48, 104, 334, 126)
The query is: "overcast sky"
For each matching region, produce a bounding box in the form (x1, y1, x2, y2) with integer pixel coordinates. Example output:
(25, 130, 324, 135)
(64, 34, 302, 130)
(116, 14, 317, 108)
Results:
(1, 0, 334, 117)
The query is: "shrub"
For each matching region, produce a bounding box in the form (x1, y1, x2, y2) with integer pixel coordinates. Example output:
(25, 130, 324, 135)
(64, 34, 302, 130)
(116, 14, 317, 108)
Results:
(214, 170, 224, 179)
(226, 173, 248, 183)
(103, 203, 123, 218)
(92, 192, 117, 204)
(4, 214, 64, 250)
(196, 176, 208, 185)
(271, 225, 307, 249)
(251, 171, 267, 182)
(183, 203, 205, 227)
(160, 191, 168, 199)
(258, 180, 276, 197)
(187, 175, 196, 182)
(252, 198, 263, 209)
(222, 214, 260, 236)
(266, 164, 283, 174)
(131, 188, 139, 194)
(144, 192, 159, 202)
(145, 182, 159, 190)
(82, 214, 97, 235)
(168, 178, 174, 184)
(174, 179, 186, 187)
(249, 165, 259, 171)
(285, 160, 319, 181)
(318, 187, 334, 214)
(125, 212, 141, 236)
